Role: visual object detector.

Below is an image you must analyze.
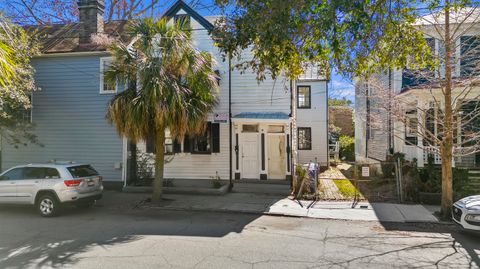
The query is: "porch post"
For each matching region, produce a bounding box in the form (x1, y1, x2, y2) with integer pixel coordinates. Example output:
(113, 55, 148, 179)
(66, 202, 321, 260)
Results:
(260, 127, 267, 180)
(286, 124, 292, 181)
(417, 103, 425, 167)
(234, 124, 241, 179)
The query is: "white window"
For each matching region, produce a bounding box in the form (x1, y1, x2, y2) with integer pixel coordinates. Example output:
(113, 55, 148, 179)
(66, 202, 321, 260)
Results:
(100, 57, 118, 94)
(405, 109, 418, 145)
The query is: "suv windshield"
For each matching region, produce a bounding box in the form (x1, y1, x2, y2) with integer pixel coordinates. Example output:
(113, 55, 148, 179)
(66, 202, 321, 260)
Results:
(67, 165, 99, 178)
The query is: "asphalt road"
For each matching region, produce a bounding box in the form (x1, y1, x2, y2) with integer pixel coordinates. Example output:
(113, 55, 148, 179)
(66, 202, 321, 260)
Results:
(0, 201, 478, 268)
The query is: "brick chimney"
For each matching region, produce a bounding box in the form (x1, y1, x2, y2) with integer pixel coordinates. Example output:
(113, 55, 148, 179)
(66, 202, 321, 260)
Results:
(78, 0, 104, 44)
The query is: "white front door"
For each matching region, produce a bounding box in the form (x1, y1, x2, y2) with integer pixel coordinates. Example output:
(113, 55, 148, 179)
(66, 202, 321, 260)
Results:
(268, 135, 286, 179)
(242, 133, 259, 179)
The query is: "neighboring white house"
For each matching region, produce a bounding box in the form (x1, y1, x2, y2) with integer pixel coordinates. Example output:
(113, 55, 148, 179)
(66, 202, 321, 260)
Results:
(355, 8, 480, 168)
(0, 0, 329, 188)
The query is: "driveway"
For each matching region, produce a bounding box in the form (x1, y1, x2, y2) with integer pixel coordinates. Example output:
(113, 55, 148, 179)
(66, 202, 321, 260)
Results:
(0, 192, 478, 269)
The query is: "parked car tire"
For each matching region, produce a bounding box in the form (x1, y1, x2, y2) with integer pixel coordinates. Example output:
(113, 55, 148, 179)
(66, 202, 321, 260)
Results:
(37, 194, 59, 217)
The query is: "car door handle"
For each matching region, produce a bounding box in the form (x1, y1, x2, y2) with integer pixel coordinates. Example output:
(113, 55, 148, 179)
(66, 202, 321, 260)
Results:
(10, 182, 15, 184)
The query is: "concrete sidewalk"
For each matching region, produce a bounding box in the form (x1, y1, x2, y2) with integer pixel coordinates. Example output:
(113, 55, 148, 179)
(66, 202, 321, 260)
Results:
(101, 191, 440, 224)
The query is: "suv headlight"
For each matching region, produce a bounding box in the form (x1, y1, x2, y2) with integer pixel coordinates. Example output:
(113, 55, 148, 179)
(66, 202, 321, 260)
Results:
(465, 214, 480, 222)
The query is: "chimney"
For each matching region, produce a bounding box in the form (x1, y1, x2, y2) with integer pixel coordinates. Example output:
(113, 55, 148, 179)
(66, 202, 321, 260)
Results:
(78, 0, 105, 44)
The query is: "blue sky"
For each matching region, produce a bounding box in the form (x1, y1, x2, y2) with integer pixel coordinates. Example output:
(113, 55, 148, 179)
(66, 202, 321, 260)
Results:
(329, 73, 355, 102)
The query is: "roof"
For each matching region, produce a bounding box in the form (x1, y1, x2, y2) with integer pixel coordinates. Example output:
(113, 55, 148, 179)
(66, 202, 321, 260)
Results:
(415, 7, 480, 26)
(400, 76, 480, 94)
(25, 20, 128, 54)
(25, 0, 214, 54)
(232, 112, 290, 120)
(162, 0, 214, 31)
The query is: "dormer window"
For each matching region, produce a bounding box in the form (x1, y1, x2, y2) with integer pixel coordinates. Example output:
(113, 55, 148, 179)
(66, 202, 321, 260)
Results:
(174, 14, 190, 29)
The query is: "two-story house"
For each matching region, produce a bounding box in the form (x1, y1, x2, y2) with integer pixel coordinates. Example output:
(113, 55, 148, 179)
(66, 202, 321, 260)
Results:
(356, 8, 480, 168)
(1, 0, 329, 189)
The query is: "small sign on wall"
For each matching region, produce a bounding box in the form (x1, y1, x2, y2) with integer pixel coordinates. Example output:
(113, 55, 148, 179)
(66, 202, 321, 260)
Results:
(214, 113, 228, 123)
(361, 166, 370, 177)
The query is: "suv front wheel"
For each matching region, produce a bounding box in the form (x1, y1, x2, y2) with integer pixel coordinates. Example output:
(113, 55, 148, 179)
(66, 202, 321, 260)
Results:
(37, 194, 59, 217)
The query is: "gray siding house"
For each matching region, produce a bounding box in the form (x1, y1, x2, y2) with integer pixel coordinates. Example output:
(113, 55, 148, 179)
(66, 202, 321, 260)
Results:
(1, 0, 329, 189)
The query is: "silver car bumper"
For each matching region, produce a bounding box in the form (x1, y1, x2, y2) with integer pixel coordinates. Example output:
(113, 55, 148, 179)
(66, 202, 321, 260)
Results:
(57, 185, 104, 203)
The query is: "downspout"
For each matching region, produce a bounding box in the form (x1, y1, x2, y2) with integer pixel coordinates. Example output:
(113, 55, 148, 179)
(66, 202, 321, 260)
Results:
(228, 53, 233, 190)
(289, 79, 293, 188)
(291, 78, 297, 187)
(388, 68, 393, 154)
(326, 81, 329, 166)
(365, 83, 370, 159)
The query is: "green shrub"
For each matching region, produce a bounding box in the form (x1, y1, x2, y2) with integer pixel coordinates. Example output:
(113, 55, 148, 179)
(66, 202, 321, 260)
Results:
(453, 168, 470, 197)
(339, 135, 355, 161)
(380, 152, 405, 178)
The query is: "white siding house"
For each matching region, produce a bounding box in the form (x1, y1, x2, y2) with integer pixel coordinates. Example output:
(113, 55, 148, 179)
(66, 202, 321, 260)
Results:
(133, 2, 329, 182)
(1, 0, 329, 188)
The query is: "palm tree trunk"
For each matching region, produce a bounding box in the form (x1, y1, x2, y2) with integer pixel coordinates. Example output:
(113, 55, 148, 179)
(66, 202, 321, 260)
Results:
(441, 2, 454, 218)
(152, 128, 165, 203)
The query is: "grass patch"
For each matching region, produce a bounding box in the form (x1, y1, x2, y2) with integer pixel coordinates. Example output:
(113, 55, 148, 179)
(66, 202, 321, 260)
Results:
(333, 179, 360, 199)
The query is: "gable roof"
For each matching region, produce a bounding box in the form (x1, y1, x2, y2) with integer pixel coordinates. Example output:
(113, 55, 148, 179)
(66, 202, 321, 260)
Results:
(162, 0, 214, 31)
(26, 20, 128, 54)
(28, 0, 214, 54)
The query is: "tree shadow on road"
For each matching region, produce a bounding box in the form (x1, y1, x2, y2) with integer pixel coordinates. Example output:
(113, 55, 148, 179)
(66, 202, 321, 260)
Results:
(0, 200, 263, 268)
(378, 222, 480, 269)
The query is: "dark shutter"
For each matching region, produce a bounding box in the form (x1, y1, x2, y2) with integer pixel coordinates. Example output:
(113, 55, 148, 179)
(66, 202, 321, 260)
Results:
(173, 139, 181, 153)
(183, 136, 191, 153)
(212, 123, 220, 153)
(146, 137, 155, 153)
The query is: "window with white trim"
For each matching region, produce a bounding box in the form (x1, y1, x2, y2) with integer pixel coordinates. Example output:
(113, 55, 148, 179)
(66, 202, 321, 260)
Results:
(100, 57, 118, 94)
(405, 109, 418, 146)
(298, 127, 312, 150)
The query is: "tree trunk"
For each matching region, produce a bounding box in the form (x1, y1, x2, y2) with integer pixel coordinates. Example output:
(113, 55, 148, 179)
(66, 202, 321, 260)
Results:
(151, 128, 165, 203)
(441, 2, 454, 218)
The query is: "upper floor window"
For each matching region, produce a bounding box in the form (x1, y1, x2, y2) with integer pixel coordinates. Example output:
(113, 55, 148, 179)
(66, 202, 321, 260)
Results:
(100, 58, 118, 94)
(405, 109, 418, 146)
(16, 94, 32, 124)
(460, 36, 480, 77)
(174, 14, 191, 30)
(298, 127, 312, 150)
(297, 86, 311, 109)
(402, 37, 435, 89)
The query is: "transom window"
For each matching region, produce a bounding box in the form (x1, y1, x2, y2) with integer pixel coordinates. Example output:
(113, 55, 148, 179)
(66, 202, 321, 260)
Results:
(298, 127, 312, 150)
(268, 125, 284, 133)
(297, 86, 311, 109)
(100, 57, 118, 94)
(242, 124, 259, 133)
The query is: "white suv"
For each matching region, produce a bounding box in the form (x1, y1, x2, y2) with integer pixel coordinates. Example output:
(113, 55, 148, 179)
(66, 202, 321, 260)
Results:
(0, 162, 103, 217)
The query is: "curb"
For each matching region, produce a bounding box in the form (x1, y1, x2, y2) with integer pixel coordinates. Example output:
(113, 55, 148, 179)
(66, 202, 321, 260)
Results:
(123, 184, 230, 196)
(138, 205, 447, 224)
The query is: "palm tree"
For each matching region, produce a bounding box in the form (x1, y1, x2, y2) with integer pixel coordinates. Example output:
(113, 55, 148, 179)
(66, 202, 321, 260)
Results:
(0, 17, 17, 88)
(105, 18, 219, 203)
